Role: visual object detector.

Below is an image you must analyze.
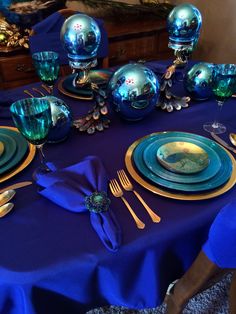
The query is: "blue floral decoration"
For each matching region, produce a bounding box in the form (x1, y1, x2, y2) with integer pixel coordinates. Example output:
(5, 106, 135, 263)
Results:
(85, 191, 111, 213)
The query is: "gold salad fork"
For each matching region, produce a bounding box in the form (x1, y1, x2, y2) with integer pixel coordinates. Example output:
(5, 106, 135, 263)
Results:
(109, 179, 145, 229)
(24, 84, 52, 98)
(117, 169, 161, 223)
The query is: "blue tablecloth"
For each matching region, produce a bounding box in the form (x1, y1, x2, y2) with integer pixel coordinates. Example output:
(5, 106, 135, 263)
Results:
(0, 61, 236, 314)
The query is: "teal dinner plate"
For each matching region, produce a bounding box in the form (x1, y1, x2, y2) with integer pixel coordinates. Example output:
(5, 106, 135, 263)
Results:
(0, 128, 28, 175)
(0, 133, 17, 168)
(143, 136, 221, 184)
(133, 132, 232, 192)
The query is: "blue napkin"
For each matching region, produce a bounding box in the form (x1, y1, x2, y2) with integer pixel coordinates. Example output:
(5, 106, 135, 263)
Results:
(202, 200, 236, 268)
(29, 11, 109, 65)
(36, 155, 122, 252)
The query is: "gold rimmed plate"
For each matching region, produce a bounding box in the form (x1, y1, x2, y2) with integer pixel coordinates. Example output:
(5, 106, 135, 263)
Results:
(58, 69, 113, 101)
(0, 133, 17, 170)
(143, 136, 221, 184)
(0, 126, 36, 183)
(156, 141, 209, 174)
(58, 76, 94, 101)
(125, 132, 236, 200)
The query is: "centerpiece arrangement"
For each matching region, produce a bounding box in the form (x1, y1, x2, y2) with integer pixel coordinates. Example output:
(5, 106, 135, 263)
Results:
(157, 3, 202, 112)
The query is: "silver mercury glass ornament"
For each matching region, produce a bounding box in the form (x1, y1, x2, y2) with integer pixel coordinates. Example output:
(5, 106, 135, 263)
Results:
(60, 13, 101, 88)
(60, 14, 110, 134)
(158, 3, 202, 112)
(184, 62, 213, 101)
(108, 63, 160, 121)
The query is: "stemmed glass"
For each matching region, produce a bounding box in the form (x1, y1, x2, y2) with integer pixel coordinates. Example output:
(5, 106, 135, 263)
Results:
(32, 51, 60, 94)
(203, 63, 236, 134)
(10, 97, 52, 179)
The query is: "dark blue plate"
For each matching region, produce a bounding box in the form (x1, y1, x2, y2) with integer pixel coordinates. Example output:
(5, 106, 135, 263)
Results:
(0, 133, 17, 168)
(133, 132, 232, 192)
(143, 136, 221, 183)
(0, 128, 28, 175)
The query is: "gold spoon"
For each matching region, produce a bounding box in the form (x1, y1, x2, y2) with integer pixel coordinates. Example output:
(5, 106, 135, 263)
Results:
(229, 133, 236, 147)
(0, 202, 14, 218)
(0, 190, 15, 207)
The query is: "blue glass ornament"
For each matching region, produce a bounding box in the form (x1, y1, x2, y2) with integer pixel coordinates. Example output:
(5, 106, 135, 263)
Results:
(108, 63, 160, 121)
(184, 62, 213, 100)
(167, 3, 202, 51)
(44, 96, 73, 143)
(60, 13, 101, 66)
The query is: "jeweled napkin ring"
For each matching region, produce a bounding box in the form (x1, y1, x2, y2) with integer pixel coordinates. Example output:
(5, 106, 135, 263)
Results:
(85, 191, 111, 213)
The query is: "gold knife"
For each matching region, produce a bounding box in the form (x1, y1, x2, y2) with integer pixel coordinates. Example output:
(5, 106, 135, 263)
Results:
(211, 132, 236, 154)
(0, 181, 33, 194)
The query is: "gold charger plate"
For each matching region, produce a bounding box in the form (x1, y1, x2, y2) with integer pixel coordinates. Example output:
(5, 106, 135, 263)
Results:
(0, 126, 36, 183)
(125, 132, 236, 201)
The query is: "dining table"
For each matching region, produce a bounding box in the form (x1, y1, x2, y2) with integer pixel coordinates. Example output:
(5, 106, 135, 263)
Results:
(0, 60, 236, 314)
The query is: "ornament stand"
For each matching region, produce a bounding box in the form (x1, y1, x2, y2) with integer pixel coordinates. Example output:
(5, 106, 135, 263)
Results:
(157, 49, 191, 112)
(73, 81, 110, 134)
(68, 59, 110, 135)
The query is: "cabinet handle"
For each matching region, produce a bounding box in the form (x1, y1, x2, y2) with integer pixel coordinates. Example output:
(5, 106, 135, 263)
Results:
(16, 64, 35, 73)
(110, 48, 127, 60)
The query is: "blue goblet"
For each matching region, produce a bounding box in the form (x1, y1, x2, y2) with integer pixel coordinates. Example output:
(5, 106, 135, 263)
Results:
(32, 51, 60, 93)
(204, 64, 236, 134)
(10, 97, 52, 178)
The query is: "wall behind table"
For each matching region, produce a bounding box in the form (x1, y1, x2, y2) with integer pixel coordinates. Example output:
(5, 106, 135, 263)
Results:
(173, 0, 236, 64)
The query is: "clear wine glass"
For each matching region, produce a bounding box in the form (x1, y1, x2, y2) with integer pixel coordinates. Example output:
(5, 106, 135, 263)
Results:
(32, 51, 60, 94)
(10, 97, 52, 178)
(203, 63, 236, 134)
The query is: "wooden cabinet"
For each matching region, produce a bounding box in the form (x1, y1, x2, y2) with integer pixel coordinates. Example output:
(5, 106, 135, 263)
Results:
(0, 17, 172, 89)
(104, 17, 172, 66)
(0, 51, 38, 89)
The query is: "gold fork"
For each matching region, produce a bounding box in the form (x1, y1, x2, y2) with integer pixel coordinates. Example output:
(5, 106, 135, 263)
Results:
(109, 179, 145, 229)
(41, 84, 52, 94)
(24, 89, 34, 98)
(32, 87, 45, 96)
(117, 169, 161, 223)
(23, 84, 51, 98)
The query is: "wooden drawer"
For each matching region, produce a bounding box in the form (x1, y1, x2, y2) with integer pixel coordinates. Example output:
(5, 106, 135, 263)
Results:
(0, 53, 36, 82)
(109, 32, 172, 65)
(105, 18, 172, 66)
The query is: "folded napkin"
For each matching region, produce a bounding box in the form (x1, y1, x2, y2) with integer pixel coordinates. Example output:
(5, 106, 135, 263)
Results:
(29, 11, 109, 65)
(202, 200, 236, 268)
(36, 155, 122, 252)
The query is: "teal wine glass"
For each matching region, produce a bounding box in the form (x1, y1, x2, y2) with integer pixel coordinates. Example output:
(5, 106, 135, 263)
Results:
(10, 97, 52, 178)
(32, 51, 60, 93)
(204, 64, 236, 134)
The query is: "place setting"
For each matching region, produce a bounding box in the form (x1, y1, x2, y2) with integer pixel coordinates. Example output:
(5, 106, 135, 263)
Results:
(0, 125, 36, 183)
(124, 131, 236, 201)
